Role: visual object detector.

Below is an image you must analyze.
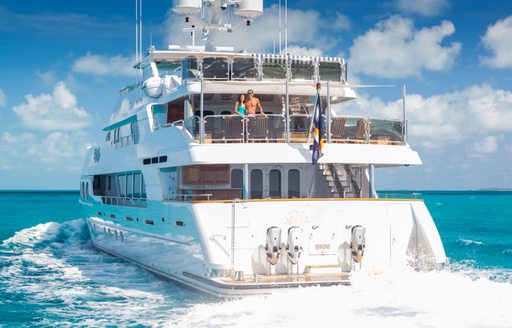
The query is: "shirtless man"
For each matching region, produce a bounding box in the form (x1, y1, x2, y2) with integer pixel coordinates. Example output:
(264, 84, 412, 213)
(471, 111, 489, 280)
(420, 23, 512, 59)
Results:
(244, 89, 264, 115)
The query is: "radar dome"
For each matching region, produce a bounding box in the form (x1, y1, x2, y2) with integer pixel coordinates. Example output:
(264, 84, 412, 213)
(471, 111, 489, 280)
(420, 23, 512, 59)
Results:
(234, 0, 263, 19)
(172, 0, 202, 16)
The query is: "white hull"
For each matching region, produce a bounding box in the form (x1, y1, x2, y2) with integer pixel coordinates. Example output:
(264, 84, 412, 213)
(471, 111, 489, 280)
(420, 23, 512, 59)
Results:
(83, 198, 445, 297)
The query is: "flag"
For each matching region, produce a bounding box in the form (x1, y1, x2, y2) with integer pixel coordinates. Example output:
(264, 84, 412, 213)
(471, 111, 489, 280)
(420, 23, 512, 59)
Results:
(312, 88, 324, 165)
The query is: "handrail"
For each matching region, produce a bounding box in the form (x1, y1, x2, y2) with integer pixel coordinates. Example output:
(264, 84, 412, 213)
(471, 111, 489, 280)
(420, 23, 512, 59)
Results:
(101, 195, 147, 207)
(163, 193, 213, 201)
(343, 165, 362, 197)
(327, 164, 346, 198)
(162, 114, 405, 146)
(110, 134, 138, 149)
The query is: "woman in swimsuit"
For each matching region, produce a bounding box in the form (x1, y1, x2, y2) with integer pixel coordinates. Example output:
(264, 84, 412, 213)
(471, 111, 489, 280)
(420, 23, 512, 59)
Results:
(234, 94, 246, 116)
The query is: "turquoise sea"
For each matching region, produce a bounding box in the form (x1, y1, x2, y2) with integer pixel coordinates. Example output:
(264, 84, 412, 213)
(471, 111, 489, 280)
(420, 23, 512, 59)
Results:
(1, 191, 512, 327)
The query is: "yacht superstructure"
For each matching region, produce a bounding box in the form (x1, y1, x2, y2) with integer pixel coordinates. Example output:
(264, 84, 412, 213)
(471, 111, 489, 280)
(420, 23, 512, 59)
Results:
(79, 0, 446, 297)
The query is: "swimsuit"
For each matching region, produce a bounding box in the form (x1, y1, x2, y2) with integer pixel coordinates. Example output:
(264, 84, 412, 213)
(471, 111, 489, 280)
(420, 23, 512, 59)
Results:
(237, 105, 246, 115)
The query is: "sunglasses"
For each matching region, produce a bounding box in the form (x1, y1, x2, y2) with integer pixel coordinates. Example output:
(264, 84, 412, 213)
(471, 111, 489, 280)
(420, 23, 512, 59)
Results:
(248, 92, 254, 95)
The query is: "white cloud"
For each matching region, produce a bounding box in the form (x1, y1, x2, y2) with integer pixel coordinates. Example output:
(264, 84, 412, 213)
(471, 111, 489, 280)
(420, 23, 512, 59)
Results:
(394, 0, 450, 17)
(284, 46, 323, 57)
(481, 16, 512, 69)
(35, 70, 58, 87)
(332, 13, 351, 31)
(0, 131, 91, 171)
(0, 89, 5, 107)
(72, 53, 135, 77)
(348, 16, 461, 78)
(12, 81, 92, 132)
(471, 136, 498, 155)
(165, 4, 336, 53)
(337, 84, 512, 148)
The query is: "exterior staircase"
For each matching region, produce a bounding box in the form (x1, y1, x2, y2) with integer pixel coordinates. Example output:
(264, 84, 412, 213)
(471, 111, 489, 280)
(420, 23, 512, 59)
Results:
(319, 164, 362, 198)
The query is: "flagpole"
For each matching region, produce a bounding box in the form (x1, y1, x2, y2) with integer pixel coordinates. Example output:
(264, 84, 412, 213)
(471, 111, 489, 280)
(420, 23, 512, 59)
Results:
(307, 83, 320, 144)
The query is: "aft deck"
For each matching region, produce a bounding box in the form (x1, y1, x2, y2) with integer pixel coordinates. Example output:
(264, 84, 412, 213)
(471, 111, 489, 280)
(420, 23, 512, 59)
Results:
(164, 114, 405, 145)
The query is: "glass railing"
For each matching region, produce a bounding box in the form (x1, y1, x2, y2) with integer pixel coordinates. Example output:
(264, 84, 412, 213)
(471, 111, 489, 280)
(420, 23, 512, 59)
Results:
(178, 56, 346, 83)
(246, 114, 285, 142)
(204, 114, 244, 143)
(164, 115, 404, 145)
(289, 114, 311, 142)
(368, 118, 404, 144)
(330, 117, 368, 143)
(184, 116, 200, 138)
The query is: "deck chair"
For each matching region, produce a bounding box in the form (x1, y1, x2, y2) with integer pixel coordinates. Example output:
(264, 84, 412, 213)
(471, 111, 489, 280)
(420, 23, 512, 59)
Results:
(331, 117, 346, 141)
(355, 118, 368, 142)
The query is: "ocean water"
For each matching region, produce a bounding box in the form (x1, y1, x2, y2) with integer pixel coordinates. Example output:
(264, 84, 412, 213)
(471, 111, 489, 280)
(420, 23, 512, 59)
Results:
(1, 190, 512, 327)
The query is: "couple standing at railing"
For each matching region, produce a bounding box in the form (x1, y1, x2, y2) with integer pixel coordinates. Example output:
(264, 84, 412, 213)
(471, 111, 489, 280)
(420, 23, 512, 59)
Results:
(234, 89, 265, 117)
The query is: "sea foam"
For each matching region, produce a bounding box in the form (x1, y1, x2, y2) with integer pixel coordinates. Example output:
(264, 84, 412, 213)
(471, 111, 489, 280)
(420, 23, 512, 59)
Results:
(2, 219, 512, 327)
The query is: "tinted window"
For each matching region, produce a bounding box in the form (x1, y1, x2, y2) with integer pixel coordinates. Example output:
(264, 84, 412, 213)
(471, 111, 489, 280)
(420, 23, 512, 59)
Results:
(288, 169, 300, 198)
(250, 169, 263, 199)
(269, 170, 281, 198)
(134, 173, 141, 197)
(118, 175, 126, 197)
(126, 174, 133, 197)
(231, 169, 243, 189)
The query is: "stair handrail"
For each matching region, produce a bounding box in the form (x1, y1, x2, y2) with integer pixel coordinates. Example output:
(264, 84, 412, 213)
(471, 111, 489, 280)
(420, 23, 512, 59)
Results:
(327, 163, 345, 198)
(343, 164, 362, 197)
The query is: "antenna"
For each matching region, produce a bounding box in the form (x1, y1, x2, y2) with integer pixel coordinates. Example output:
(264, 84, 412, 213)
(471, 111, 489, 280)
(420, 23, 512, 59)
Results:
(279, 0, 282, 54)
(135, 0, 138, 63)
(139, 0, 143, 62)
(285, 0, 288, 54)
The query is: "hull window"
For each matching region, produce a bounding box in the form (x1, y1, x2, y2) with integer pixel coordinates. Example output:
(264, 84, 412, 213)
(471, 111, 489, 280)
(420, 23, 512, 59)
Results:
(250, 169, 263, 199)
(288, 169, 300, 198)
(269, 170, 281, 198)
(231, 169, 243, 189)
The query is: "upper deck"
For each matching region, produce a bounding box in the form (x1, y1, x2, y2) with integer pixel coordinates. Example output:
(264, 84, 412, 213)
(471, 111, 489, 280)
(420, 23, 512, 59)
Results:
(102, 48, 407, 149)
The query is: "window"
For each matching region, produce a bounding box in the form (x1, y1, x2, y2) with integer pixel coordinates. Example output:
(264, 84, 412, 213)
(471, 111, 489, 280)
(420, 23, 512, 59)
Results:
(141, 175, 146, 198)
(231, 169, 243, 189)
(134, 173, 141, 197)
(80, 182, 84, 199)
(126, 174, 133, 197)
(108, 175, 111, 191)
(118, 175, 126, 197)
(291, 61, 315, 80)
(262, 59, 286, 79)
(232, 58, 257, 80)
(182, 57, 199, 80)
(183, 165, 230, 184)
(202, 57, 229, 80)
(131, 122, 139, 144)
(250, 169, 263, 199)
(319, 62, 342, 82)
(269, 170, 281, 198)
(85, 182, 89, 200)
(288, 169, 300, 198)
(105, 132, 111, 142)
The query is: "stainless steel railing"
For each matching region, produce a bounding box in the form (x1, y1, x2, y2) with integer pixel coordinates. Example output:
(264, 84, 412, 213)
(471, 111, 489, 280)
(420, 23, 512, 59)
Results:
(101, 195, 147, 207)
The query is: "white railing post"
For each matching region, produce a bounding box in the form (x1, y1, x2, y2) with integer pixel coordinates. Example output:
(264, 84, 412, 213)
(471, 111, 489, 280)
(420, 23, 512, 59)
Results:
(285, 53, 290, 143)
(200, 77, 205, 143)
(327, 81, 332, 143)
(402, 83, 407, 144)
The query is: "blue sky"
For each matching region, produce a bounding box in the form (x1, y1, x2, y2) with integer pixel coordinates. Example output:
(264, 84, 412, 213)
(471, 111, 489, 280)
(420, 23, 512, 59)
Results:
(1, 0, 512, 190)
